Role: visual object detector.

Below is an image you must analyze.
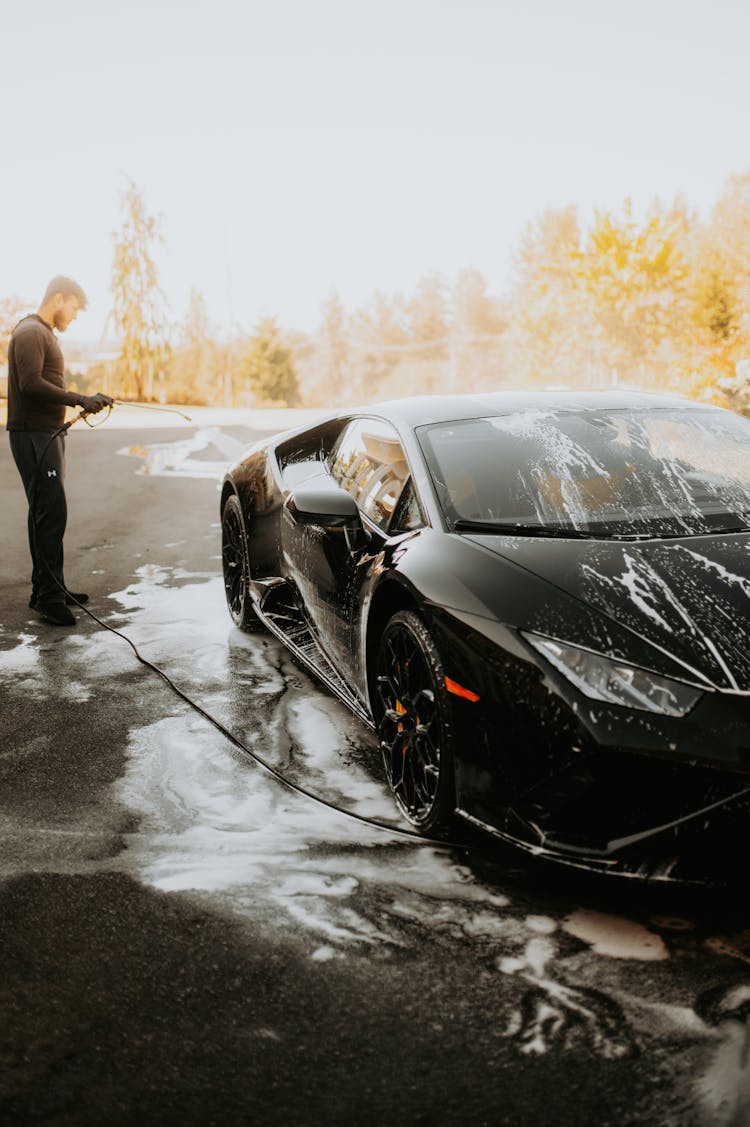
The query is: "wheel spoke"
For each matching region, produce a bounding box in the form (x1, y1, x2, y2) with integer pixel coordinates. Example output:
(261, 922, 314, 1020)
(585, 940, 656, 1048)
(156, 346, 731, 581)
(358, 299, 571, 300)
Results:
(376, 671, 401, 711)
(382, 734, 407, 793)
(386, 637, 407, 697)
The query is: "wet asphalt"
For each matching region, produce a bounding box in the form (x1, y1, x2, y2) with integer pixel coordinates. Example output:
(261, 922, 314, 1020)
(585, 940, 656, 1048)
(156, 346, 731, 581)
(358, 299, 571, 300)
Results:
(2, 413, 750, 1127)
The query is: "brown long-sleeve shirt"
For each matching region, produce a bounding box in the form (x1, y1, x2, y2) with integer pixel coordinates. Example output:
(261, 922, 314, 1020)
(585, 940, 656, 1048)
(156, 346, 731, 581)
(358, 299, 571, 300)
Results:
(6, 314, 81, 432)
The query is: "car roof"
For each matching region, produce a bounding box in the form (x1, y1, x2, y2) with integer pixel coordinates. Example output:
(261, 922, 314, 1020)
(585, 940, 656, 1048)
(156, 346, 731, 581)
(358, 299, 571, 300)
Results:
(363, 389, 715, 429)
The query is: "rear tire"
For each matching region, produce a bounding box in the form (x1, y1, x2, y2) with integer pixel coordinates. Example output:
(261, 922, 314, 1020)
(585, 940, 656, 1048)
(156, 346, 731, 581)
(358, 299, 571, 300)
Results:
(374, 610, 456, 834)
(221, 494, 257, 627)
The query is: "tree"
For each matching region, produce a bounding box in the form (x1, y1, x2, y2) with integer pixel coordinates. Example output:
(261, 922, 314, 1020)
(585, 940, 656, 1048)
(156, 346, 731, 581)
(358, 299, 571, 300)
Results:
(369, 290, 410, 347)
(0, 295, 28, 366)
(453, 268, 505, 338)
(692, 267, 737, 342)
(709, 172, 750, 322)
(688, 174, 750, 395)
(109, 180, 170, 400)
(408, 272, 451, 353)
(345, 290, 410, 402)
(451, 269, 508, 392)
(506, 206, 584, 383)
(240, 317, 300, 406)
(169, 288, 218, 404)
(318, 289, 350, 402)
(579, 198, 693, 379)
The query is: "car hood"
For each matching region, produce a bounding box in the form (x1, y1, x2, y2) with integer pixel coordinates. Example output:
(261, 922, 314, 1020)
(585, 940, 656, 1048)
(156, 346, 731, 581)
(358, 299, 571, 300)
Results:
(466, 531, 750, 691)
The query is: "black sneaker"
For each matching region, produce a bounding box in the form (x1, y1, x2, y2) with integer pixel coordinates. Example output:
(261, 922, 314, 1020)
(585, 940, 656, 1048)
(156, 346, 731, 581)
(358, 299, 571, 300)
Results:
(29, 591, 89, 609)
(36, 602, 76, 626)
(64, 591, 89, 606)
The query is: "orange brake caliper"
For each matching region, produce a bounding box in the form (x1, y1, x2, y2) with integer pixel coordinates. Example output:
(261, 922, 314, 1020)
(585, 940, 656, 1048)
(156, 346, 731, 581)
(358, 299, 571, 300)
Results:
(395, 699, 408, 754)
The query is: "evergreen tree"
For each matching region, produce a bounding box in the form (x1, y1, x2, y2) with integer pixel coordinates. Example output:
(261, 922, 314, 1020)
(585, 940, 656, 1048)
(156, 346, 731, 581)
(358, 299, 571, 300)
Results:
(241, 317, 300, 406)
(692, 268, 737, 342)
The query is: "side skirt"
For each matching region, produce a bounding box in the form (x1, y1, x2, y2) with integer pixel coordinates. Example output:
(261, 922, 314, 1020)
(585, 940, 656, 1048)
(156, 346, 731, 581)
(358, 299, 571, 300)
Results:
(250, 579, 374, 729)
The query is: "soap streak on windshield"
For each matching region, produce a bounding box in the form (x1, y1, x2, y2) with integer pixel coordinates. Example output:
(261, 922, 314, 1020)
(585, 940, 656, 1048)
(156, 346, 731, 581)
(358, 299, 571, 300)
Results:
(417, 406, 750, 538)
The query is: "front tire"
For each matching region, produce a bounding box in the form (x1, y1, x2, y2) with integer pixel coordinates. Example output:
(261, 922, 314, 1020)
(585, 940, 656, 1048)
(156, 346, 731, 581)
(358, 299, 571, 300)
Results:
(374, 610, 456, 834)
(221, 494, 257, 627)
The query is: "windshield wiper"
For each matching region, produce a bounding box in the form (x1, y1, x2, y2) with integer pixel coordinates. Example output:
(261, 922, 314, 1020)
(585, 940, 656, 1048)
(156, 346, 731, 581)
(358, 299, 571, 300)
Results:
(692, 524, 750, 536)
(452, 519, 597, 539)
(610, 523, 750, 541)
(455, 519, 750, 542)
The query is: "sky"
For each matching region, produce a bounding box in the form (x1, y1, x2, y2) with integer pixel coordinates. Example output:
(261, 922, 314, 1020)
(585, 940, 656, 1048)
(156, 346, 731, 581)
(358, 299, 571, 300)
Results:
(2, 0, 750, 345)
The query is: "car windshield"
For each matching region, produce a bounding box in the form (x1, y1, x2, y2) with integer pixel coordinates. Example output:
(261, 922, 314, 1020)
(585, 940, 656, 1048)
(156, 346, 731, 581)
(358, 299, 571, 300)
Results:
(416, 406, 750, 538)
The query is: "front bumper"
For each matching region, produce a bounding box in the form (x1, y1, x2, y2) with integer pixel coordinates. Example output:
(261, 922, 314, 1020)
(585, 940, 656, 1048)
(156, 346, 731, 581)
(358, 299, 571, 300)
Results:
(428, 605, 750, 882)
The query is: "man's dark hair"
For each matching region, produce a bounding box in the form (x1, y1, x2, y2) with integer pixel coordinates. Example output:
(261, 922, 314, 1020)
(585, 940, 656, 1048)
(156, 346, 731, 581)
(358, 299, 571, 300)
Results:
(42, 275, 88, 309)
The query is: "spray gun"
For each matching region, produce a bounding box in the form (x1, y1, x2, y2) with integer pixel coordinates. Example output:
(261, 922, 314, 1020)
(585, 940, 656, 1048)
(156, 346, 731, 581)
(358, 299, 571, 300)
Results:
(64, 398, 193, 432)
(112, 399, 193, 422)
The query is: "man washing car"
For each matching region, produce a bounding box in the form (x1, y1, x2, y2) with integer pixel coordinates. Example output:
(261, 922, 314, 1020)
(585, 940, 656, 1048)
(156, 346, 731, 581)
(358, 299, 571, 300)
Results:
(6, 275, 113, 626)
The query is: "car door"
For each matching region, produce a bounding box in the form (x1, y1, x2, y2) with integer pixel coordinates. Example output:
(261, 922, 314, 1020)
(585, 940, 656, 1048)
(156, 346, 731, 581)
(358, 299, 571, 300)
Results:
(281, 416, 420, 693)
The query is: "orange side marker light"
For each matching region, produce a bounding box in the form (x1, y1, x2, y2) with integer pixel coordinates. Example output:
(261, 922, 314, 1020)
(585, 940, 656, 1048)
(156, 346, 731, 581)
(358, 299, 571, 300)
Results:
(445, 677, 480, 703)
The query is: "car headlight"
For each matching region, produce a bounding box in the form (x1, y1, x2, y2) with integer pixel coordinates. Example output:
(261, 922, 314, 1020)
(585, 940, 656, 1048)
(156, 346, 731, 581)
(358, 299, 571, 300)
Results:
(521, 633, 702, 717)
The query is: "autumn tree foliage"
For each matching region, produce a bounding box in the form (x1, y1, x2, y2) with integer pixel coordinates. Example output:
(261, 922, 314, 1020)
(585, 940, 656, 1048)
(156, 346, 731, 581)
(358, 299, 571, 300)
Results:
(580, 199, 692, 375)
(318, 290, 350, 402)
(5, 168, 750, 411)
(503, 182, 750, 403)
(351, 290, 409, 389)
(453, 268, 506, 339)
(506, 207, 583, 384)
(408, 272, 451, 354)
(687, 173, 750, 409)
(709, 172, 750, 336)
(0, 295, 29, 366)
(169, 289, 219, 404)
(109, 180, 170, 400)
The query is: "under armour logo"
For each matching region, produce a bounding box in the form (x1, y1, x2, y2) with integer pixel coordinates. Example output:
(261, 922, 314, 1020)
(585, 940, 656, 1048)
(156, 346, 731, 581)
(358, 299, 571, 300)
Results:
(47, 469, 57, 477)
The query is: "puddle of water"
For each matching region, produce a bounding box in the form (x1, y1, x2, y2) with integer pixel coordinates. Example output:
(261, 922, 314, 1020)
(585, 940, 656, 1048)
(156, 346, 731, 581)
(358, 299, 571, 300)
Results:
(563, 909, 669, 961)
(696, 984, 750, 1126)
(119, 427, 245, 479)
(6, 560, 750, 1114)
(0, 625, 135, 701)
(0, 632, 39, 674)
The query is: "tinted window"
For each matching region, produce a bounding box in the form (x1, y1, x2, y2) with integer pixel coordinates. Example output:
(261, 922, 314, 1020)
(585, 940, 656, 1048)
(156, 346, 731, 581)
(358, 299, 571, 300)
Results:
(390, 477, 425, 533)
(417, 407, 750, 537)
(330, 418, 411, 530)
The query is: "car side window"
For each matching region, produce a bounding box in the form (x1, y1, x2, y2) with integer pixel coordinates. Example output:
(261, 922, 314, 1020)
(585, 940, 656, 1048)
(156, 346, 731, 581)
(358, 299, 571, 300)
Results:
(389, 477, 425, 533)
(330, 418, 411, 531)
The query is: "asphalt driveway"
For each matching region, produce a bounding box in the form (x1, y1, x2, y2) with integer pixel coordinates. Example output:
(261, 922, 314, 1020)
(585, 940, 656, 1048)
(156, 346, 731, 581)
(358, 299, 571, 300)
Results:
(2, 410, 750, 1127)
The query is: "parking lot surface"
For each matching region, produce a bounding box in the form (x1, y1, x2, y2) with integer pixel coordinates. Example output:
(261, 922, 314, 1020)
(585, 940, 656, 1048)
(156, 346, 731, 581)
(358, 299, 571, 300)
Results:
(2, 410, 750, 1127)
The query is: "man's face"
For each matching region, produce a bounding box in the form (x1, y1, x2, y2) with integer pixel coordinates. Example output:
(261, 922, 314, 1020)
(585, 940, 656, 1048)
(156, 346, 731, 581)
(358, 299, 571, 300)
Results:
(52, 294, 82, 332)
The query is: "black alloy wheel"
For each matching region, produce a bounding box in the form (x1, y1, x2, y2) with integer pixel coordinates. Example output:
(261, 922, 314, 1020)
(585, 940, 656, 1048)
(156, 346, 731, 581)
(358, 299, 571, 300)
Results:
(374, 610, 456, 833)
(221, 494, 256, 627)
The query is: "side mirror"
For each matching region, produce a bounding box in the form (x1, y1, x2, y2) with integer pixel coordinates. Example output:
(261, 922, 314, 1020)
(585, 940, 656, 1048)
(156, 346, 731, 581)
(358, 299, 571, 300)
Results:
(285, 482, 370, 550)
(285, 481, 360, 524)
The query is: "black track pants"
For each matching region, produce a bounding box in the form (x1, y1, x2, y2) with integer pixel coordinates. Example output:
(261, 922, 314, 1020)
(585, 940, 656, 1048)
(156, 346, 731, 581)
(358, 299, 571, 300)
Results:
(9, 431, 67, 605)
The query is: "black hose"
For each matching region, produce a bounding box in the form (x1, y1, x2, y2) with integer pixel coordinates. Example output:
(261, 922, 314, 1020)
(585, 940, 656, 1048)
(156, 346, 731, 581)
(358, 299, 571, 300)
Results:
(27, 410, 470, 851)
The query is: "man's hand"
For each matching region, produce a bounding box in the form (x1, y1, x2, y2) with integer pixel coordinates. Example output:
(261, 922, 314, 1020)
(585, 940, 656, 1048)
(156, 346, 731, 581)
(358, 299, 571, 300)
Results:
(78, 393, 114, 414)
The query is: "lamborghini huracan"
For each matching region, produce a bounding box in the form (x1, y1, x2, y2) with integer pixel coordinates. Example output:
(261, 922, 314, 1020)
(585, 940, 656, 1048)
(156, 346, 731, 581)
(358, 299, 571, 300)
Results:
(221, 391, 750, 879)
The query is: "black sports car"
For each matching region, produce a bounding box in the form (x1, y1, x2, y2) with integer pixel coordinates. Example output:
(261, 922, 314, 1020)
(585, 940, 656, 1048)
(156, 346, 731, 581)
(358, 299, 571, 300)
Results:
(221, 391, 750, 880)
